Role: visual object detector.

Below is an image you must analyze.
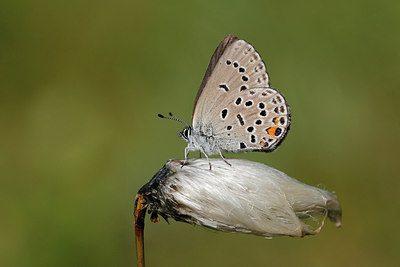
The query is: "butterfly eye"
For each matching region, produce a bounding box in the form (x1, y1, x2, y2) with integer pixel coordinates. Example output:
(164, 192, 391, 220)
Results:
(182, 128, 190, 139)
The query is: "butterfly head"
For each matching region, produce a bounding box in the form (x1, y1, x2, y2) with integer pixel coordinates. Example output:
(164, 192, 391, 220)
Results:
(178, 126, 192, 141)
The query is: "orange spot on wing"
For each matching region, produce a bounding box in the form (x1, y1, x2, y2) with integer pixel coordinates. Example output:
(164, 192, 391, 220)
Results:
(267, 127, 278, 136)
(260, 140, 265, 146)
(273, 117, 279, 125)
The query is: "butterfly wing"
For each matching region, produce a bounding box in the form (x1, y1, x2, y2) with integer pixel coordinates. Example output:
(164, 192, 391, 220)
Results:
(192, 35, 270, 126)
(192, 35, 290, 152)
(210, 87, 291, 152)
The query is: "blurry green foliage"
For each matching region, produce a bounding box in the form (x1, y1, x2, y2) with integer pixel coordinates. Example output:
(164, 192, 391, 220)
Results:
(0, 0, 399, 266)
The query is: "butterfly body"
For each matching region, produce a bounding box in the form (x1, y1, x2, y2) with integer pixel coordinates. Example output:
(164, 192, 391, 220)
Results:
(165, 35, 291, 165)
(179, 126, 220, 156)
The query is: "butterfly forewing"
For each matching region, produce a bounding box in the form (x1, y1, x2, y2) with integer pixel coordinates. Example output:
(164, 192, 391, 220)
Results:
(192, 36, 270, 127)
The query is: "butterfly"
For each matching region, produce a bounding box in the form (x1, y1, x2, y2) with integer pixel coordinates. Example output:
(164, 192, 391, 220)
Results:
(159, 35, 291, 168)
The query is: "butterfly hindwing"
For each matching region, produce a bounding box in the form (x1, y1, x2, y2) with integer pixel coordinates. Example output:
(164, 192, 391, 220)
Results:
(211, 87, 291, 152)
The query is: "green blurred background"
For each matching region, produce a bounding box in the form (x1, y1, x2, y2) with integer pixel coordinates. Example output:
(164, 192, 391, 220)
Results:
(1, 0, 399, 266)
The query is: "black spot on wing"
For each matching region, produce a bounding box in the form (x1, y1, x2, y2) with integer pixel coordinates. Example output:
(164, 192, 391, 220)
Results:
(221, 109, 228, 119)
(236, 114, 244, 126)
(219, 84, 229, 92)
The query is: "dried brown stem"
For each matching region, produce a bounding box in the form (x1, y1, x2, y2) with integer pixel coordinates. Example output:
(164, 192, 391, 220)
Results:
(134, 193, 148, 267)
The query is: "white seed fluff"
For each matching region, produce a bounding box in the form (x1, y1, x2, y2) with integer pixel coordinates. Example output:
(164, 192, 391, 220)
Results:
(153, 158, 341, 238)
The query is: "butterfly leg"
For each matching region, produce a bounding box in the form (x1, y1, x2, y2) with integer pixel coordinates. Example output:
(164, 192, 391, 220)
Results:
(218, 148, 231, 167)
(199, 146, 212, 170)
(182, 146, 190, 167)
